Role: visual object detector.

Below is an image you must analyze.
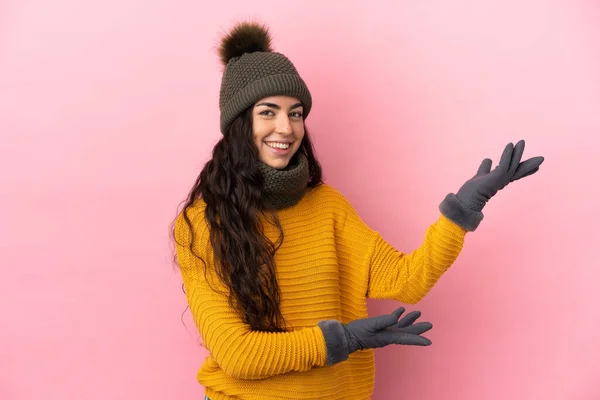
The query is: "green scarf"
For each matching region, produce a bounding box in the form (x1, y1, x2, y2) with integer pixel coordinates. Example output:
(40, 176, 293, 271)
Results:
(258, 152, 309, 210)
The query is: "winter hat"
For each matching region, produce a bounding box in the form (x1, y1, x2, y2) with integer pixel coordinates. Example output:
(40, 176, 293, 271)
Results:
(217, 21, 312, 134)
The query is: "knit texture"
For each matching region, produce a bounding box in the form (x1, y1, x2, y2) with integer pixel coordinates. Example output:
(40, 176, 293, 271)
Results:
(259, 152, 309, 210)
(174, 184, 467, 400)
(219, 51, 312, 133)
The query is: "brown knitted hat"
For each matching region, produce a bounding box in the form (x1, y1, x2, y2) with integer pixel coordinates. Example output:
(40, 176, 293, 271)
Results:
(217, 21, 312, 134)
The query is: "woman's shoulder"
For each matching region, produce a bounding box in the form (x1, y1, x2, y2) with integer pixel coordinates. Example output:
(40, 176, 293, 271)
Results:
(174, 198, 210, 245)
(305, 183, 355, 213)
(176, 197, 207, 222)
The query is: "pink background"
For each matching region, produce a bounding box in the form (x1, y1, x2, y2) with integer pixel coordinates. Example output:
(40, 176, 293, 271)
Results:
(1, 0, 599, 399)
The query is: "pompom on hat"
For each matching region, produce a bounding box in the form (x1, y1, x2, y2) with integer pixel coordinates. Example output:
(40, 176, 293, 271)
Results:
(217, 21, 312, 134)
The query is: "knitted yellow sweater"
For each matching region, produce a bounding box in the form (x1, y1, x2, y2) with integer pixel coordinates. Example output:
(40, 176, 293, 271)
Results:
(174, 184, 467, 400)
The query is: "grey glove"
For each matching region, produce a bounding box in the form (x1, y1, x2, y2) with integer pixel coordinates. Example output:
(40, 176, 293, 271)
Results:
(318, 307, 432, 365)
(440, 139, 544, 231)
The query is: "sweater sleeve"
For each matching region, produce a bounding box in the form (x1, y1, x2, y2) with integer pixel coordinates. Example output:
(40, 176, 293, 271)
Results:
(333, 191, 467, 304)
(174, 207, 328, 380)
(365, 214, 467, 303)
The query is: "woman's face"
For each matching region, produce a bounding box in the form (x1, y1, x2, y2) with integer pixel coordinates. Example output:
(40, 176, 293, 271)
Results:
(252, 95, 305, 170)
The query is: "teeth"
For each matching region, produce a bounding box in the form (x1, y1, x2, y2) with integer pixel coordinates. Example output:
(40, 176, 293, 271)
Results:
(266, 142, 290, 149)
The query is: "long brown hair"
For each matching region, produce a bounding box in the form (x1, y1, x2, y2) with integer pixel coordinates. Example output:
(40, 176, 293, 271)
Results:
(172, 106, 323, 332)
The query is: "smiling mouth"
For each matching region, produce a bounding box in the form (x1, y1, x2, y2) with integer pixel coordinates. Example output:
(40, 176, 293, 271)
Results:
(265, 142, 291, 150)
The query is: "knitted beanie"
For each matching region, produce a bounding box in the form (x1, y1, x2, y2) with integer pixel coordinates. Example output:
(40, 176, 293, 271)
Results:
(217, 21, 312, 134)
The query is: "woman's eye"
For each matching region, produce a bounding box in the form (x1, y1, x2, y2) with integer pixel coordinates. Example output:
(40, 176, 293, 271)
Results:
(260, 110, 274, 116)
(291, 112, 303, 118)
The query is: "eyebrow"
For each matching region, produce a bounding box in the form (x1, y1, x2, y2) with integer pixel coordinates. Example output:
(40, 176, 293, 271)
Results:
(255, 102, 303, 110)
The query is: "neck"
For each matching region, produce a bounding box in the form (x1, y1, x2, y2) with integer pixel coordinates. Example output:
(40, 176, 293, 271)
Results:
(258, 152, 309, 210)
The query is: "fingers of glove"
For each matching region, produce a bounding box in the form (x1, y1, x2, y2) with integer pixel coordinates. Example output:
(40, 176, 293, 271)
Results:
(514, 166, 539, 180)
(398, 322, 433, 335)
(476, 158, 493, 175)
(498, 142, 514, 172)
(512, 156, 544, 181)
(391, 307, 406, 321)
(367, 310, 405, 331)
(397, 310, 421, 328)
(377, 330, 432, 346)
(508, 139, 525, 176)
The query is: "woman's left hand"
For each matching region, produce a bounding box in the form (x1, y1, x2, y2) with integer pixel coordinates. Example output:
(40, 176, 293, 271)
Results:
(454, 139, 544, 213)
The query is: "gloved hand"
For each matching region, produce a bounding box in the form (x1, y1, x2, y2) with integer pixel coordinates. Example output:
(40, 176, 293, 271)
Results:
(440, 139, 544, 231)
(318, 307, 432, 365)
(343, 306, 431, 353)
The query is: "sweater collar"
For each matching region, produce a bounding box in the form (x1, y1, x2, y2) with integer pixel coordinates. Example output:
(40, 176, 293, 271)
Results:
(258, 152, 309, 210)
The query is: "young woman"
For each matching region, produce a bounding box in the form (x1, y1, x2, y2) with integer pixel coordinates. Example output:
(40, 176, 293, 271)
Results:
(172, 21, 544, 400)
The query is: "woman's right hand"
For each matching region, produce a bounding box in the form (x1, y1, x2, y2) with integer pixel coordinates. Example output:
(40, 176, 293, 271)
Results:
(342, 306, 432, 353)
(318, 306, 432, 365)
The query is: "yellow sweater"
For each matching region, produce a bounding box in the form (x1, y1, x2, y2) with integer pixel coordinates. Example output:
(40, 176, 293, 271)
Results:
(174, 184, 467, 400)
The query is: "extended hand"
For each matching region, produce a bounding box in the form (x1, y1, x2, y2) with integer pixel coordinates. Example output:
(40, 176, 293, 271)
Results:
(343, 306, 432, 353)
(455, 140, 544, 212)
(439, 139, 544, 231)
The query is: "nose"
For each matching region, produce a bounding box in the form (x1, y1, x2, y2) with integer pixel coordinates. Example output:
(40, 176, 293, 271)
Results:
(275, 114, 293, 135)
